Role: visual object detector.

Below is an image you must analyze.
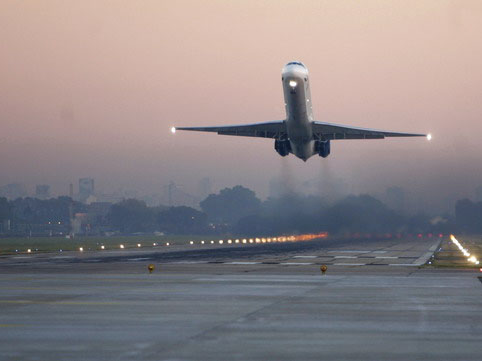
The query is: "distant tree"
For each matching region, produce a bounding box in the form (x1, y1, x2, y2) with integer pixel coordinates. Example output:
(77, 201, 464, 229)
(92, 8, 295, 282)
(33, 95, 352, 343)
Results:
(455, 199, 482, 233)
(108, 199, 156, 233)
(0, 197, 11, 221)
(200, 185, 261, 224)
(158, 206, 208, 234)
(324, 194, 402, 234)
(10, 196, 82, 224)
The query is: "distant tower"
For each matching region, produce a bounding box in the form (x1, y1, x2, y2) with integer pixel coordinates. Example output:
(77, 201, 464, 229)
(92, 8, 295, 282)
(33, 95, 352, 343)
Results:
(168, 182, 175, 207)
(69, 183, 74, 198)
(198, 177, 212, 200)
(78, 178, 94, 203)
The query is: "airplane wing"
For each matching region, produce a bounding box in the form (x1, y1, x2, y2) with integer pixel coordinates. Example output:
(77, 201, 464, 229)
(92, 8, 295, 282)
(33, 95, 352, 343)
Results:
(312, 121, 427, 140)
(175, 121, 286, 139)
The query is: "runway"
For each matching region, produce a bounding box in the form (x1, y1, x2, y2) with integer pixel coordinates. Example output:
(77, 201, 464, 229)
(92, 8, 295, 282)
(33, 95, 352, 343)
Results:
(1, 236, 441, 271)
(1, 237, 481, 360)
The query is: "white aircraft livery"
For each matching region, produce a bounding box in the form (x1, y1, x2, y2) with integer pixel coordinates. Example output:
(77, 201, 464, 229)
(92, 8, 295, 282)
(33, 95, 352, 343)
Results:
(172, 62, 430, 161)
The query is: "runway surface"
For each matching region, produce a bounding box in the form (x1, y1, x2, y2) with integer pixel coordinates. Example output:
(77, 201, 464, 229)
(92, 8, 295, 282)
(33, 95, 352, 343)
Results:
(1, 237, 481, 360)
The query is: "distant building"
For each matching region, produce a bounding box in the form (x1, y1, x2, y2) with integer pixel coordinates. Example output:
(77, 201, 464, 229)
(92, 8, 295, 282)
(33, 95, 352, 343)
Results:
(78, 178, 94, 203)
(35, 184, 50, 200)
(0, 183, 27, 200)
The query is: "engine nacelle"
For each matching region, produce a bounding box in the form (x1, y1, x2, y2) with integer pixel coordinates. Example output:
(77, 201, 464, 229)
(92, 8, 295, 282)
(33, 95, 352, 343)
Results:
(315, 140, 331, 158)
(274, 139, 291, 157)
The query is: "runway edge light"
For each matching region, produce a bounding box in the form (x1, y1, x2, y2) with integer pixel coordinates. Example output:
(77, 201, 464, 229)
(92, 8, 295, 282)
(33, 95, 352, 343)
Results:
(148, 264, 155, 274)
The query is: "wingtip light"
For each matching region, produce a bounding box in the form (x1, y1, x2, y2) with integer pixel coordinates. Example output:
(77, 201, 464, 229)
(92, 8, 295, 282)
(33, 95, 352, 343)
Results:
(171, 127, 176, 134)
(427, 133, 432, 141)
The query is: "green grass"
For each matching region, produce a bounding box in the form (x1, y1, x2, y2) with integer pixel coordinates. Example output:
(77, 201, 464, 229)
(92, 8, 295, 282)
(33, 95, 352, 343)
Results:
(0, 235, 216, 254)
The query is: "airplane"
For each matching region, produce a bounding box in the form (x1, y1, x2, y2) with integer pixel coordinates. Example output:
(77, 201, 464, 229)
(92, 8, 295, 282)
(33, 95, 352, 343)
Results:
(172, 61, 431, 161)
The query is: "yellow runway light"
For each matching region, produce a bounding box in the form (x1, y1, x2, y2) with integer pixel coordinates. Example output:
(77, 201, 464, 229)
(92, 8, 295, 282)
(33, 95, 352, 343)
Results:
(320, 265, 328, 275)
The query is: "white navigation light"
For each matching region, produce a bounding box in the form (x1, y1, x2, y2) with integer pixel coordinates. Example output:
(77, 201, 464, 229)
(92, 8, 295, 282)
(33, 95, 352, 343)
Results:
(289, 80, 297, 87)
(427, 133, 432, 141)
(171, 127, 176, 134)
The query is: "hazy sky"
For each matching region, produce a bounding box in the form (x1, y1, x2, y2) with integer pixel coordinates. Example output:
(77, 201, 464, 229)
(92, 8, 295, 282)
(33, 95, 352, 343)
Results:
(1, 0, 482, 212)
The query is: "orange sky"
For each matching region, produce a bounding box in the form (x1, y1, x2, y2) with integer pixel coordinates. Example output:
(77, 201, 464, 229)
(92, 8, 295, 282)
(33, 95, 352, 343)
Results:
(1, 1, 482, 211)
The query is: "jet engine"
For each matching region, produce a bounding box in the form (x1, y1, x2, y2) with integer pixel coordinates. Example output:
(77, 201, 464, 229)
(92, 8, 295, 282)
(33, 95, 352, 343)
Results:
(274, 139, 291, 157)
(315, 140, 330, 158)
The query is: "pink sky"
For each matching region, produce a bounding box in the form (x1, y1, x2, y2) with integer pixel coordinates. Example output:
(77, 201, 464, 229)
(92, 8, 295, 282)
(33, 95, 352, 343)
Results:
(1, 1, 482, 211)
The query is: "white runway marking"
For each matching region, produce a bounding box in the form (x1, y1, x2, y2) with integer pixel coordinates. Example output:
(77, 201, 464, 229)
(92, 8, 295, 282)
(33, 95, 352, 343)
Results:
(375, 256, 399, 259)
(293, 256, 317, 258)
(334, 256, 358, 259)
(226, 262, 260, 265)
(127, 258, 151, 262)
(328, 250, 369, 253)
(372, 251, 387, 254)
(280, 262, 314, 265)
(333, 263, 366, 266)
(389, 263, 420, 267)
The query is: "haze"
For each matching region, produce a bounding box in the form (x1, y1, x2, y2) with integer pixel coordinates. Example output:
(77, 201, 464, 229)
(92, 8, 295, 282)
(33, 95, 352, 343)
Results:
(1, 0, 482, 213)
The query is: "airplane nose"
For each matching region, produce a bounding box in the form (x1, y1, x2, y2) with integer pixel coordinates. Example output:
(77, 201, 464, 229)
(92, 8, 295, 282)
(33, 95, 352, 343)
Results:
(282, 62, 308, 78)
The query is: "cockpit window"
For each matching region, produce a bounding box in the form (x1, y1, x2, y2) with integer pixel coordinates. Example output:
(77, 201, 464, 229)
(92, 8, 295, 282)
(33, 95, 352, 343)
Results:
(287, 61, 305, 67)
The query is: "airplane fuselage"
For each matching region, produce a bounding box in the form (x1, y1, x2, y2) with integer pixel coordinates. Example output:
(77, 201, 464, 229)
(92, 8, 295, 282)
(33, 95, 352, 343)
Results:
(282, 62, 315, 161)
(175, 62, 428, 159)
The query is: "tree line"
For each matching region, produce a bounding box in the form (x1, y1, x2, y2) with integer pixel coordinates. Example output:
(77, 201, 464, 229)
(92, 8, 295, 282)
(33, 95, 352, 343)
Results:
(0, 186, 479, 236)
